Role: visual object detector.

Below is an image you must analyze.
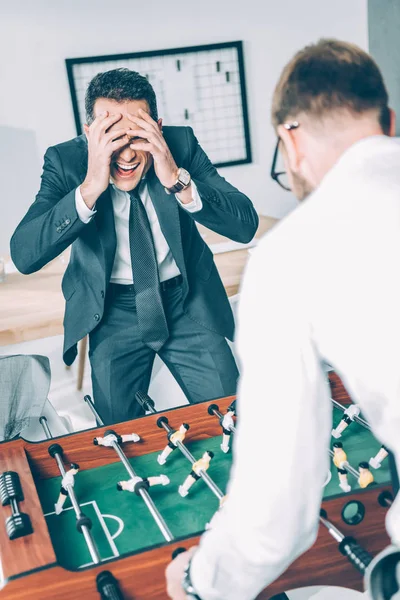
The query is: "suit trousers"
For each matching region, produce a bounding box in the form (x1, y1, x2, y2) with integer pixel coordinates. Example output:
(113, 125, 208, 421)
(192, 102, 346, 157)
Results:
(88, 281, 239, 425)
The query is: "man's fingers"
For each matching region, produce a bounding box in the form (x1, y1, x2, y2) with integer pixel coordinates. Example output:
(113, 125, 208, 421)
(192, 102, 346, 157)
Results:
(98, 113, 123, 135)
(127, 113, 158, 133)
(127, 129, 161, 147)
(104, 128, 131, 143)
(110, 135, 131, 152)
(138, 108, 159, 127)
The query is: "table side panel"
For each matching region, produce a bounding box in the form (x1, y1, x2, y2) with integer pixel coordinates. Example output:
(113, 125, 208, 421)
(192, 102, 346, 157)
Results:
(0, 440, 56, 580)
(0, 487, 391, 600)
(24, 397, 235, 479)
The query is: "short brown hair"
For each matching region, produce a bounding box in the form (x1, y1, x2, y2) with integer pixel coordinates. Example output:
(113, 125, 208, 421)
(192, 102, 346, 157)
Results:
(271, 39, 390, 133)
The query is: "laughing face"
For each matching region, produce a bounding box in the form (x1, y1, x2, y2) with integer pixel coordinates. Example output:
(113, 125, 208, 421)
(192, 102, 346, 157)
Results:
(91, 98, 157, 192)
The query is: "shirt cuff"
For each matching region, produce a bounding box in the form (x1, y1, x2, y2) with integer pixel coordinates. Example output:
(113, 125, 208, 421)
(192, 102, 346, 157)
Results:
(175, 180, 203, 213)
(75, 186, 97, 223)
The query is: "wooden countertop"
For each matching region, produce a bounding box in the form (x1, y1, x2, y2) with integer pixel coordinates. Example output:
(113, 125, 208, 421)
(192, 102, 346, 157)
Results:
(0, 216, 277, 346)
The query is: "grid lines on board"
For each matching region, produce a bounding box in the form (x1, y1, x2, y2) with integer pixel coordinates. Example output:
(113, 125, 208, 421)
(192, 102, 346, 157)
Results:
(66, 41, 252, 168)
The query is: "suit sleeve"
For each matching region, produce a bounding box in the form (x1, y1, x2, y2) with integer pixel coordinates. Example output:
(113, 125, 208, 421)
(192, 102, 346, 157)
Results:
(184, 128, 259, 243)
(10, 146, 87, 274)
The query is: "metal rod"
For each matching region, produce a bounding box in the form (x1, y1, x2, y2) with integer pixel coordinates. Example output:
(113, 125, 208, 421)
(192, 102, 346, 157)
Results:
(39, 415, 53, 438)
(84, 395, 105, 426)
(84, 398, 174, 542)
(39, 417, 101, 564)
(328, 449, 360, 479)
(319, 515, 344, 543)
(144, 401, 224, 501)
(331, 399, 371, 431)
(209, 406, 237, 434)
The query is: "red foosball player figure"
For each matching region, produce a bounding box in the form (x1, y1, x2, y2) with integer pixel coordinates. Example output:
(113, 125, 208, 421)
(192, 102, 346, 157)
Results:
(332, 442, 351, 492)
(117, 474, 170, 493)
(54, 463, 80, 515)
(220, 408, 235, 454)
(157, 424, 190, 465)
(331, 404, 361, 439)
(178, 451, 214, 498)
(369, 445, 389, 469)
(358, 462, 374, 488)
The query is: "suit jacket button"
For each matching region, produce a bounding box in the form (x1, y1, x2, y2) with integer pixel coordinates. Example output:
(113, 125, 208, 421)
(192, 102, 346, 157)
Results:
(100, 290, 104, 298)
(65, 219, 71, 225)
(56, 227, 62, 233)
(94, 313, 100, 321)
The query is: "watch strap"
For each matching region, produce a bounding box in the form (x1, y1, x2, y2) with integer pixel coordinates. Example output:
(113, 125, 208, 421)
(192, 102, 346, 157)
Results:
(164, 168, 191, 195)
(165, 180, 187, 194)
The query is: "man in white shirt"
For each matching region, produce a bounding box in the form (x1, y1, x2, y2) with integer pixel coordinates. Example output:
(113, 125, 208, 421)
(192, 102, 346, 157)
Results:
(11, 69, 258, 425)
(166, 39, 400, 599)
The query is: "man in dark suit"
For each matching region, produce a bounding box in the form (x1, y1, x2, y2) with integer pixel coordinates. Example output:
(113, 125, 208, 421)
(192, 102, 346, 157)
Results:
(11, 68, 258, 425)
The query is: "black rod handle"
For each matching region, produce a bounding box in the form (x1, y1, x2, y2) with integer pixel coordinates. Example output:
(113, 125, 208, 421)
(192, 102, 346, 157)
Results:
(96, 571, 125, 600)
(339, 536, 373, 573)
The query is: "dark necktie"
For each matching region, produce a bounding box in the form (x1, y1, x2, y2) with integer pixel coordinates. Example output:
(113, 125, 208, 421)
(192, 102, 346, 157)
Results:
(129, 188, 169, 351)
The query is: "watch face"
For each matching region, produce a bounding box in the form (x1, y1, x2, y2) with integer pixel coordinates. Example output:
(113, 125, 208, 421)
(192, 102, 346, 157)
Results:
(178, 168, 191, 186)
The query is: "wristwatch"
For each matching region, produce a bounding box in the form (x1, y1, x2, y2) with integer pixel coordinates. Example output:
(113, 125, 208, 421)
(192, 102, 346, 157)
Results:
(164, 168, 191, 194)
(181, 558, 202, 599)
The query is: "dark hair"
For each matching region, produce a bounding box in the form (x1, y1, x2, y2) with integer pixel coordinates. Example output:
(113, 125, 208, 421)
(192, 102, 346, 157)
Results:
(272, 39, 390, 134)
(85, 68, 158, 124)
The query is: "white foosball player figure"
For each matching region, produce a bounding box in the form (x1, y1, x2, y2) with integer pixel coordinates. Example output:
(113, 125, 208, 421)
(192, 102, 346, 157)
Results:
(369, 445, 389, 469)
(157, 424, 190, 465)
(178, 451, 214, 497)
(55, 463, 80, 515)
(93, 432, 140, 447)
(331, 404, 361, 439)
(220, 409, 235, 453)
(206, 495, 228, 530)
(358, 462, 374, 488)
(332, 442, 351, 492)
(117, 474, 170, 493)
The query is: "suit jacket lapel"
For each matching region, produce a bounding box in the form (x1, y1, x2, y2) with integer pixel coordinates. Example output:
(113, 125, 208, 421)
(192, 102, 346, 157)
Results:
(147, 168, 186, 282)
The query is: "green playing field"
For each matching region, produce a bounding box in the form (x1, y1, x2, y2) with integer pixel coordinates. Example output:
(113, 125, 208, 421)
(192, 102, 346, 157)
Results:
(35, 411, 391, 571)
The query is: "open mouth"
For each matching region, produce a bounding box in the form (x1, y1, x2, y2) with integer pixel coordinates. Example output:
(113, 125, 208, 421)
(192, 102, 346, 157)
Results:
(113, 162, 140, 178)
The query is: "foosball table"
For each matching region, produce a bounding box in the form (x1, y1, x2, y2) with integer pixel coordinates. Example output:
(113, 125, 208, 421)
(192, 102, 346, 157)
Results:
(0, 372, 397, 599)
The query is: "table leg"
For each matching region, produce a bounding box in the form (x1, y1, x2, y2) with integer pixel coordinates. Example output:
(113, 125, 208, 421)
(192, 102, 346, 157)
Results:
(77, 336, 88, 391)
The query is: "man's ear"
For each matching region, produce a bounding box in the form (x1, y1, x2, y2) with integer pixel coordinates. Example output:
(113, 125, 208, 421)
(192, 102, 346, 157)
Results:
(157, 118, 163, 132)
(277, 124, 302, 173)
(83, 124, 90, 140)
(389, 108, 396, 137)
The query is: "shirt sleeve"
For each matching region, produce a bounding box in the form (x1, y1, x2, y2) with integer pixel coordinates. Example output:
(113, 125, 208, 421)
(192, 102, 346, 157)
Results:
(75, 186, 97, 223)
(190, 241, 333, 600)
(175, 180, 203, 213)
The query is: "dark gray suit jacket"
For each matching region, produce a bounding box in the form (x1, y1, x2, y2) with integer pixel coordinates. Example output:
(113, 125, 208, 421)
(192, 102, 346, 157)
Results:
(11, 126, 259, 365)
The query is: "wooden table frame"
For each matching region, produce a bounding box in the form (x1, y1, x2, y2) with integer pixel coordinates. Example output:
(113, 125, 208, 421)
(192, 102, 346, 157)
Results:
(0, 388, 394, 600)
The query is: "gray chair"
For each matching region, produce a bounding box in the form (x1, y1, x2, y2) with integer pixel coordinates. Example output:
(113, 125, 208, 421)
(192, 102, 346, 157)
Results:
(0, 354, 72, 441)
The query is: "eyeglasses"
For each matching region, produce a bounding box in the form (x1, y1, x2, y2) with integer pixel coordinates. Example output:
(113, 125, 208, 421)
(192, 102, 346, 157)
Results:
(270, 121, 300, 191)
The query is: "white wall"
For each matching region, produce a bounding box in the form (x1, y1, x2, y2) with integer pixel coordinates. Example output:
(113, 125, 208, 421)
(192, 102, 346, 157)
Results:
(0, 0, 368, 252)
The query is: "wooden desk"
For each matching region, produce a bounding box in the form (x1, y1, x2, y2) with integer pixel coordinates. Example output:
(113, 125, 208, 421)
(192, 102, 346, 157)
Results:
(0, 216, 277, 347)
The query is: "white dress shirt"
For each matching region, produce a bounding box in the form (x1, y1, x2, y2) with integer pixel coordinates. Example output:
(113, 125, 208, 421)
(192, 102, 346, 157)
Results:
(75, 180, 202, 283)
(191, 135, 400, 600)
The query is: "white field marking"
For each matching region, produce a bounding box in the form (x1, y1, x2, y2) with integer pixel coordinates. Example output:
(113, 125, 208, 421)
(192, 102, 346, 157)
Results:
(44, 501, 94, 517)
(44, 500, 121, 558)
(102, 514, 124, 540)
(91, 502, 120, 557)
(79, 556, 115, 569)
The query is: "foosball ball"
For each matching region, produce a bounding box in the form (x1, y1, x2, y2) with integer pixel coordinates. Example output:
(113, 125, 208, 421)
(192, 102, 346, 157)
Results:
(0, 372, 397, 600)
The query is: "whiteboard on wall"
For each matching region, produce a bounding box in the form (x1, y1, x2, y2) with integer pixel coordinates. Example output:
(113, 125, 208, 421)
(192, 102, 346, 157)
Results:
(66, 41, 252, 168)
